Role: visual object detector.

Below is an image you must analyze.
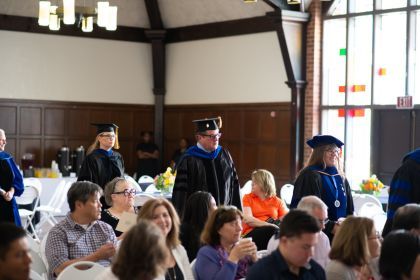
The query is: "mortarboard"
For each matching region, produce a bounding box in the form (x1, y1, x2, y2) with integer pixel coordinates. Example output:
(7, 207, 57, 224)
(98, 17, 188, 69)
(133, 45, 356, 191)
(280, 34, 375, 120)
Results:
(91, 123, 120, 149)
(192, 117, 222, 133)
(306, 135, 344, 149)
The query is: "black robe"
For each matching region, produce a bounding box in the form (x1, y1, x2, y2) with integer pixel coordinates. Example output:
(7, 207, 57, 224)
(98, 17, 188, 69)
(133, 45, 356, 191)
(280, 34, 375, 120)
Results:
(291, 167, 354, 241)
(172, 147, 241, 217)
(78, 149, 124, 207)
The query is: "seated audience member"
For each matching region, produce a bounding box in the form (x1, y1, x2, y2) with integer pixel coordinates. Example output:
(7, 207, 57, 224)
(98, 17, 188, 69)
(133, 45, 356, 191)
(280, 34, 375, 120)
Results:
(46, 181, 117, 279)
(180, 191, 217, 261)
(390, 203, 420, 235)
(195, 206, 257, 280)
(379, 230, 420, 280)
(246, 210, 325, 280)
(95, 220, 169, 280)
(0, 223, 32, 280)
(242, 169, 288, 250)
(267, 195, 331, 269)
(138, 198, 194, 280)
(326, 216, 381, 280)
(101, 177, 137, 238)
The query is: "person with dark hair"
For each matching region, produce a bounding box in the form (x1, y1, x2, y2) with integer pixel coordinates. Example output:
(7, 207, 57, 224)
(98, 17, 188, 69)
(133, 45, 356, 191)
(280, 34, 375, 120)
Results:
(0, 223, 32, 280)
(46, 181, 117, 279)
(136, 131, 159, 179)
(379, 230, 420, 280)
(246, 209, 325, 280)
(391, 203, 420, 235)
(291, 135, 354, 241)
(100, 177, 137, 238)
(171, 137, 190, 169)
(173, 117, 242, 217)
(242, 169, 288, 250)
(137, 198, 194, 280)
(95, 220, 169, 280)
(180, 191, 217, 261)
(326, 216, 381, 280)
(0, 129, 24, 226)
(78, 123, 125, 208)
(195, 206, 257, 280)
(382, 148, 420, 237)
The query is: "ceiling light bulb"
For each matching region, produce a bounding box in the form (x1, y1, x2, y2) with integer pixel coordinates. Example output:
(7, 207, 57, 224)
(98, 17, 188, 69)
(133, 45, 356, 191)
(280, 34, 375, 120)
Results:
(49, 14, 60, 30)
(82, 16, 94, 32)
(63, 0, 75, 24)
(97, 1, 109, 27)
(105, 6, 117, 31)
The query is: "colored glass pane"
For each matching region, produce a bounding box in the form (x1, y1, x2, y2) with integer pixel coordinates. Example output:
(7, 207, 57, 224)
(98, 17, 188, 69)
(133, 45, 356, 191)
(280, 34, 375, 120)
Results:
(339, 48, 347, 56)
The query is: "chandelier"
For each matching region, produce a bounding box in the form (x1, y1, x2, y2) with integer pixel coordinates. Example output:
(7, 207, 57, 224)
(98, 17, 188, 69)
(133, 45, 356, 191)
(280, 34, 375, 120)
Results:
(38, 0, 118, 32)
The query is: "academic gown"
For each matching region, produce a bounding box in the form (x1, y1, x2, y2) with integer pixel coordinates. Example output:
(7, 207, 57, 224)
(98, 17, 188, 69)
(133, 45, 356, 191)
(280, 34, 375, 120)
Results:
(172, 145, 241, 217)
(78, 149, 124, 207)
(0, 151, 24, 226)
(291, 165, 354, 240)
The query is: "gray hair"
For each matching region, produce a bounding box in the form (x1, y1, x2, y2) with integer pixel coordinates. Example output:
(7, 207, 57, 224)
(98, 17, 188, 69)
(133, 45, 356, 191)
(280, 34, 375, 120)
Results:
(104, 177, 129, 206)
(297, 195, 328, 214)
(0, 129, 5, 137)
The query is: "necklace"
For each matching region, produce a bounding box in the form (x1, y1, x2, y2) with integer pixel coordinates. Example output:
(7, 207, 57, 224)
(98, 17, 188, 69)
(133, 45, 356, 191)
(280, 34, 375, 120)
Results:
(167, 267, 177, 280)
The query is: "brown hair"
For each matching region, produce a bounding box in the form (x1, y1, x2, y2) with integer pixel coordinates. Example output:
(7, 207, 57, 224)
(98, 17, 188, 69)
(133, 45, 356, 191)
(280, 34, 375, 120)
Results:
(112, 220, 168, 280)
(297, 144, 345, 179)
(329, 216, 374, 267)
(251, 169, 276, 197)
(201, 206, 243, 246)
(137, 198, 180, 248)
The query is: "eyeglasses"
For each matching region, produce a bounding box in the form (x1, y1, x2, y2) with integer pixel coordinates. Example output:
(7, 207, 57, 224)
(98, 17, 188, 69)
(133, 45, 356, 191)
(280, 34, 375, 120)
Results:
(318, 218, 330, 225)
(200, 133, 222, 140)
(100, 134, 116, 139)
(325, 148, 340, 155)
(113, 189, 136, 196)
(368, 231, 382, 241)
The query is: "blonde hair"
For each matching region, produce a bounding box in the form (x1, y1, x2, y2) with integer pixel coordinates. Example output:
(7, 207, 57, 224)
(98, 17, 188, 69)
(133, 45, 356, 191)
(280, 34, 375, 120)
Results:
(137, 198, 180, 248)
(329, 216, 374, 267)
(298, 144, 345, 179)
(251, 169, 276, 197)
(87, 132, 120, 154)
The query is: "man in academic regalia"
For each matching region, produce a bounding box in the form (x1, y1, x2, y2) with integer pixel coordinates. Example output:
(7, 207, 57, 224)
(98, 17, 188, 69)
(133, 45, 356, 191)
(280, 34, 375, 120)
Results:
(0, 129, 24, 226)
(78, 123, 124, 208)
(172, 117, 241, 217)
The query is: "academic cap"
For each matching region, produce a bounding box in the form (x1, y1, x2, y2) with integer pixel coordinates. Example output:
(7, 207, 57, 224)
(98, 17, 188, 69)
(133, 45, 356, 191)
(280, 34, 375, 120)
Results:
(91, 123, 120, 149)
(91, 123, 118, 135)
(306, 135, 344, 149)
(192, 117, 222, 133)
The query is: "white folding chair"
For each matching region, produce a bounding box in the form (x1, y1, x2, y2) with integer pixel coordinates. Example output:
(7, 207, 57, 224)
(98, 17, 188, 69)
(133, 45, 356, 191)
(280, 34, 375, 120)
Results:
(35, 180, 72, 232)
(352, 193, 383, 216)
(124, 175, 142, 193)
(144, 184, 158, 193)
(138, 175, 154, 184)
(240, 180, 252, 202)
(280, 184, 294, 205)
(56, 261, 105, 280)
(134, 193, 156, 207)
(358, 202, 385, 218)
(29, 248, 48, 277)
(40, 232, 49, 271)
(16, 184, 41, 240)
(29, 270, 44, 280)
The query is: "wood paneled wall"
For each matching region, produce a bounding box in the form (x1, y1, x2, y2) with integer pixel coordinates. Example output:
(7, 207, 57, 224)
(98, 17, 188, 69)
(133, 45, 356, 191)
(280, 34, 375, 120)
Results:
(0, 99, 154, 175)
(0, 99, 292, 189)
(164, 103, 292, 189)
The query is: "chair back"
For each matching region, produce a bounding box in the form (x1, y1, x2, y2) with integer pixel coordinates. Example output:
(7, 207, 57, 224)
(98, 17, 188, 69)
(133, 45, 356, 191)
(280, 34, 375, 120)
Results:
(15, 185, 40, 205)
(280, 184, 294, 205)
(144, 184, 158, 193)
(23, 178, 43, 195)
(138, 175, 154, 184)
(124, 175, 142, 193)
(353, 193, 383, 216)
(358, 202, 385, 218)
(56, 261, 105, 280)
(134, 193, 156, 207)
(240, 180, 252, 202)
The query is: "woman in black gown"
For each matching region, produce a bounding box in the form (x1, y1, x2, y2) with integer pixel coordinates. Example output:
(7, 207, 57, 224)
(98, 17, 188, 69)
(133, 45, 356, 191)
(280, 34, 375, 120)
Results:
(78, 123, 124, 208)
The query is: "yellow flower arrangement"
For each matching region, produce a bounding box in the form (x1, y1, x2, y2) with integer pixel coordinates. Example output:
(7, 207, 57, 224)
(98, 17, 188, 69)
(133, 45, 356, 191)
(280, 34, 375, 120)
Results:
(359, 174, 384, 195)
(155, 167, 176, 194)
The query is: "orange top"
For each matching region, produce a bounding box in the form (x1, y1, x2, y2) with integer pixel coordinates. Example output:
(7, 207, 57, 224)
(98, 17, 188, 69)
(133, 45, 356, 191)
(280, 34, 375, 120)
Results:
(242, 193, 288, 235)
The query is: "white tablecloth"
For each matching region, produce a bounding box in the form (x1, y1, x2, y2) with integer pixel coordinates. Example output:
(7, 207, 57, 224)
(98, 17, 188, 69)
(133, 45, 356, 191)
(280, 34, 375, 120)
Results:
(38, 177, 77, 216)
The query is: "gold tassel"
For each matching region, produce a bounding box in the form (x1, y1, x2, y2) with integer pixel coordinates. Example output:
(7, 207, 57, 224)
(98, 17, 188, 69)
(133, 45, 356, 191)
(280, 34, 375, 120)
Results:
(217, 116, 223, 129)
(114, 127, 120, 149)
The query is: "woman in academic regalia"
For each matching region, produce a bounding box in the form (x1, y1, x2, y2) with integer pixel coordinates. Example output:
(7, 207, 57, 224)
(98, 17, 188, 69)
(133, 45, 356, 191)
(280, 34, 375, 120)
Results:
(0, 129, 24, 226)
(290, 135, 354, 241)
(78, 123, 125, 208)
